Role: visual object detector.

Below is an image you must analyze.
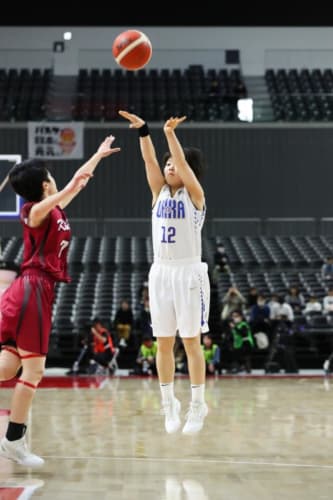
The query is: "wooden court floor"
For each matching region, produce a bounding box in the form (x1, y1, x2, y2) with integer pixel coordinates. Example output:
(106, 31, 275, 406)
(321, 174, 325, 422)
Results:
(1, 375, 333, 499)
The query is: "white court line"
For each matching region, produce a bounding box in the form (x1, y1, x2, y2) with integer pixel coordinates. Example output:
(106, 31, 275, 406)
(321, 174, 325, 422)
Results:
(40, 455, 333, 470)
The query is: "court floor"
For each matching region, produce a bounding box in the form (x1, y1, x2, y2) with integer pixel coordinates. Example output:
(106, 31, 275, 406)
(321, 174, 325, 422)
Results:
(1, 374, 333, 499)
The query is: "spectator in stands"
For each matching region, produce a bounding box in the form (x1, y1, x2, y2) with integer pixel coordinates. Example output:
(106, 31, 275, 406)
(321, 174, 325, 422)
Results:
(270, 296, 294, 324)
(266, 292, 298, 373)
(323, 288, 333, 315)
(221, 286, 246, 322)
(246, 286, 259, 310)
(87, 318, 116, 374)
(321, 257, 333, 281)
(119, 109, 210, 436)
(249, 294, 271, 334)
(284, 285, 305, 313)
(212, 243, 230, 284)
(134, 334, 158, 376)
(113, 299, 134, 347)
(202, 333, 221, 375)
(270, 317, 298, 374)
(0, 134, 121, 468)
(268, 293, 280, 319)
(303, 295, 322, 314)
(136, 297, 152, 338)
(229, 310, 255, 373)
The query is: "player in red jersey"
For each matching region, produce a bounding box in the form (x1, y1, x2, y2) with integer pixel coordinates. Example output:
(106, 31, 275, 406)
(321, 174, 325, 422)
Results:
(0, 135, 120, 467)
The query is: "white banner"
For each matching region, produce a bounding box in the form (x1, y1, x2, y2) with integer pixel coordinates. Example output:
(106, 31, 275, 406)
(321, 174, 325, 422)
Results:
(28, 122, 84, 160)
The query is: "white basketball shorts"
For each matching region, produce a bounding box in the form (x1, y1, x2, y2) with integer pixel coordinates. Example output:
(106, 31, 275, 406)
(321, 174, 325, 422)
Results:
(148, 258, 210, 338)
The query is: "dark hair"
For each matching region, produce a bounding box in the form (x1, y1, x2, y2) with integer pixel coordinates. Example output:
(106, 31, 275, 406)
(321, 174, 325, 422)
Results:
(162, 147, 206, 181)
(9, 159, 50, 202)
(92, 317, 102, 325)
(232, 309, 244, 317)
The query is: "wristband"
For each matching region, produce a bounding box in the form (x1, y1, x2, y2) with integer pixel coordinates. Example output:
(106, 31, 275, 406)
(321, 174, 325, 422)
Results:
(138, 123, 149, 137)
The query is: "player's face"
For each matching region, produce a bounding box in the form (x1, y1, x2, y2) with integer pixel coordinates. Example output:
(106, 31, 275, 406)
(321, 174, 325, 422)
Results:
(164, 158, 182, 187)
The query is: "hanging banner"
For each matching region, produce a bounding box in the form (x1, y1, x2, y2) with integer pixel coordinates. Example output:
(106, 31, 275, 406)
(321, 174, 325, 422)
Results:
(28, 122, 84, 159)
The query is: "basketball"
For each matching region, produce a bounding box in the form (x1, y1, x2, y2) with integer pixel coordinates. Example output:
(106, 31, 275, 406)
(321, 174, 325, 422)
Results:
(112, 30, 152, 71)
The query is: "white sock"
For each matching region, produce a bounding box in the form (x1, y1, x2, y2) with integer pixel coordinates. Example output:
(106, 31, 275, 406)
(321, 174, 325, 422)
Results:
(191, 384, 205, 404)
(160, 382, 175, 403)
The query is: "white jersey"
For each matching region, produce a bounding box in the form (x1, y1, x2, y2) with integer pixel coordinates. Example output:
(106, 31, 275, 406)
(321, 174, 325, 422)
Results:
(152, 184, 206, 261)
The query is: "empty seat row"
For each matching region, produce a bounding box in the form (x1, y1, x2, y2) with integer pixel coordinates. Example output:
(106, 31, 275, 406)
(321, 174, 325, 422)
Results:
(73, 66, 246, 122)
(3, 234, 333, 269)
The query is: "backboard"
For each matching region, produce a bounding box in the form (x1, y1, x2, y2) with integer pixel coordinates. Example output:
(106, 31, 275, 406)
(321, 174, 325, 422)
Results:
(0, 154, 22, 218)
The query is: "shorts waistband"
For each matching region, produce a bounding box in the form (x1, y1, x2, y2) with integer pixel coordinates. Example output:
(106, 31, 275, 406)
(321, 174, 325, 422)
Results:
(153, 256, 201, 266)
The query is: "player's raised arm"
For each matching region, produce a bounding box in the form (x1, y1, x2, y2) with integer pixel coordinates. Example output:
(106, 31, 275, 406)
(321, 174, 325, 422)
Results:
(119, 110, 165, 201)
(163, 117, 205, 210)
(29, 135, 120, 226)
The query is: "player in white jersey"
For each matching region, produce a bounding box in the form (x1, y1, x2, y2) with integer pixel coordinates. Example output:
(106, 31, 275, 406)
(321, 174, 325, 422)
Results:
(119, 110, 210, 435)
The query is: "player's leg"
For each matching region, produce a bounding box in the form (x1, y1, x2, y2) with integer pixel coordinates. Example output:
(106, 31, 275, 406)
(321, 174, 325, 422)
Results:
(156, 336, 181, 433)
(149, 263, 181, 433)
(0, 346, 21, 380)
(0, 350, 45, 468)
(181, 334, 208, 434)
(175, 263, 210, 434)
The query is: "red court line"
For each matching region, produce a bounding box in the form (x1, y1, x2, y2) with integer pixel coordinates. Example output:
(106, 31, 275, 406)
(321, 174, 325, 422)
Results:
(0, 376, 109, 388)
(0, 373, 328, 389)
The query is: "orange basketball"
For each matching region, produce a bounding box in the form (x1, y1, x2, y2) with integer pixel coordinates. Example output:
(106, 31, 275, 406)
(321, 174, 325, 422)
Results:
(112, 30, 152, 71)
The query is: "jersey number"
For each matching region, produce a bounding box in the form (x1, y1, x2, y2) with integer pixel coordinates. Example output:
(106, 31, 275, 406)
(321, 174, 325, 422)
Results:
(161, 226, 176, 243)
(58, 240, 69, 258)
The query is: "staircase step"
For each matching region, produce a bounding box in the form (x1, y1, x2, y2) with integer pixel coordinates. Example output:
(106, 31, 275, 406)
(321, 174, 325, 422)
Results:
(46, 75, 77, 120)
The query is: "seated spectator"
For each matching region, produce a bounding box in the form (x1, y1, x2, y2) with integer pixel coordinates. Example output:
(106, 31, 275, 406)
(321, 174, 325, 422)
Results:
(268, 293, 280, 317)
(303, 295, 322, 314)
(321, 257, 333, 281)
(229, 310, 255, 373)
(134, 334, 157, 375)
(323, 288, 333, 315)
(284, 286, 305, 314)
(202, 333, 221, 375)
(114, 299, 134, 347)
(270, 296, 294, 324)
(212, 243, 230, 284)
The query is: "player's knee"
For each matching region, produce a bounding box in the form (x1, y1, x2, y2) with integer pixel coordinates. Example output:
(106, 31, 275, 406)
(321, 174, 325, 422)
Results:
(157, 337, 175, 353)
(21, 367, 45, 386)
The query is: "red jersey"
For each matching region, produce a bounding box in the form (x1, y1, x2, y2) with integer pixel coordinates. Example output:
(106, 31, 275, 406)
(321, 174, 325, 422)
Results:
(20, 202, 71, 283)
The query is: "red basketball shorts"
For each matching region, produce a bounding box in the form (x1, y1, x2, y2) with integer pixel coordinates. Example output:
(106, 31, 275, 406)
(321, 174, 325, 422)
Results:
(0, 271, 55, 355)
